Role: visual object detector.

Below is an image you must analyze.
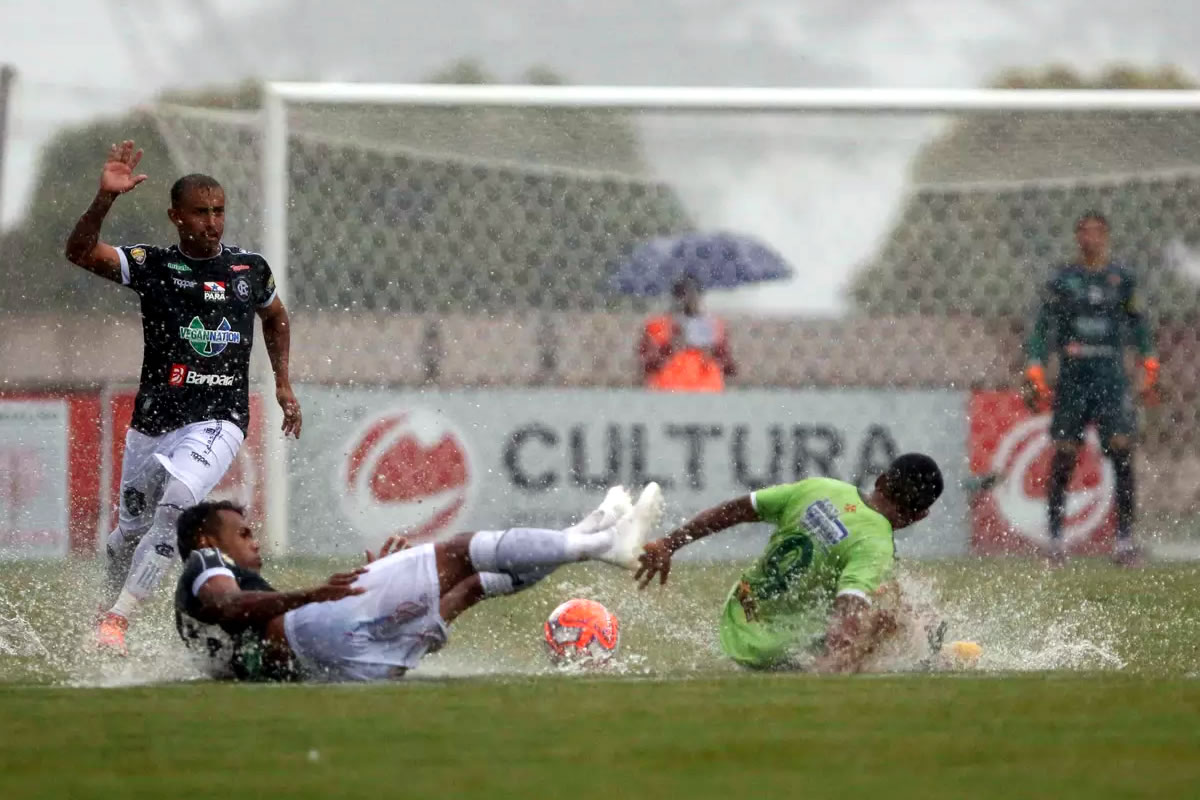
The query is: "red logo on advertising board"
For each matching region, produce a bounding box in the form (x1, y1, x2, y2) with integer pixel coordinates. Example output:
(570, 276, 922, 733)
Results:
(168, 364, 188, 387)
(969, 391, 1115, 555)
(340, 409, 472, 544)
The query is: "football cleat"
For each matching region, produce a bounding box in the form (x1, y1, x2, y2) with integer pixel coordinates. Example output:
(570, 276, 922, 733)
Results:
(596, 482, 663, 570)
(571, 485, 634, 536)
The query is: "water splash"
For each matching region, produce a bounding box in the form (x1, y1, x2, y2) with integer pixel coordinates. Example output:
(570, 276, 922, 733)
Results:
(869, 564, 1128, 673)
(5, 557, 1195, 685)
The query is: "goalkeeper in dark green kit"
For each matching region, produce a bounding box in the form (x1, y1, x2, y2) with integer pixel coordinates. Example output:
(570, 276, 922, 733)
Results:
(1024, 212, 1159, 566)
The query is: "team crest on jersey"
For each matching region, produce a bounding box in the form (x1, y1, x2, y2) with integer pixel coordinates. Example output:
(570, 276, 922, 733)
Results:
(233, 278, 250, 301)
(130, 247, 147, 265)
(204, 281, 226, 301)
(179, 316, 242, 357)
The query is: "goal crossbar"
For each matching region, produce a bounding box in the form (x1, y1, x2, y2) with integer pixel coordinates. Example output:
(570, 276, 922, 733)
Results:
(266, 83, 1200, 112)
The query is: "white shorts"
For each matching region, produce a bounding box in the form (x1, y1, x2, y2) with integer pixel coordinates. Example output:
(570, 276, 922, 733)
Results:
(283, 543, 449, 682)
(118, 421, 245, 528)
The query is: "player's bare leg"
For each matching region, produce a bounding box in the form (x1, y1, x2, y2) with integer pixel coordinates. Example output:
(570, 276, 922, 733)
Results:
(439, 574, 486, 624)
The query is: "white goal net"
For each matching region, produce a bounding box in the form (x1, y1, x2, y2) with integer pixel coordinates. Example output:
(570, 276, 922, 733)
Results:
(147, 85, 1200, 547)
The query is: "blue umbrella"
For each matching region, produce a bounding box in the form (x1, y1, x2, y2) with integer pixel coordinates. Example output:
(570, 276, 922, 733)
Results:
(610, 232, 793, 296)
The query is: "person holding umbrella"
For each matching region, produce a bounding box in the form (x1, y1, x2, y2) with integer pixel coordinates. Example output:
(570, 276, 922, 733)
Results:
(614, 232, 792, 392)
(640, 275, 735, 391)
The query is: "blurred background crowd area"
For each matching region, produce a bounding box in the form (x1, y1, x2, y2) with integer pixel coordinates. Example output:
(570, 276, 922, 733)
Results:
(4, 2, 1200, 520)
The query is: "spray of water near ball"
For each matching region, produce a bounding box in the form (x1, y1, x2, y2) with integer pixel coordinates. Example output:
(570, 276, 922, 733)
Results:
(941, 640, 983, 669)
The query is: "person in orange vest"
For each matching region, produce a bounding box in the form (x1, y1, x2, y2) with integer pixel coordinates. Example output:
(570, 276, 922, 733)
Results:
(639, 276, 736, 391)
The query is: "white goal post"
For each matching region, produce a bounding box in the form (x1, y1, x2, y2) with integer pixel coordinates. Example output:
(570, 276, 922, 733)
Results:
(256, 83, 1200, 553)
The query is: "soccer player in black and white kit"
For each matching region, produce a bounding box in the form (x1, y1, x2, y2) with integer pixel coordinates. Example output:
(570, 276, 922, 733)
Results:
(173, 486, 662, 682)
(65, 140, 302, 654)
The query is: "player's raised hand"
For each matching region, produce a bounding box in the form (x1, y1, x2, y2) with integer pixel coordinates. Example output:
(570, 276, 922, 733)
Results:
(635, 537, 675, 589)
(365, 535, 410, 564)
(99, 140, 148, 195)
(277, 383, 303, 438)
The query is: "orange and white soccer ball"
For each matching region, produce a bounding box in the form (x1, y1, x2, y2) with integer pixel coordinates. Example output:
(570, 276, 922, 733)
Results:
(543, 599, 620, 666)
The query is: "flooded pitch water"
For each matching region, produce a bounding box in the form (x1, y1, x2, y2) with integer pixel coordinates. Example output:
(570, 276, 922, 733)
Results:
(2, 555, 1197, 687)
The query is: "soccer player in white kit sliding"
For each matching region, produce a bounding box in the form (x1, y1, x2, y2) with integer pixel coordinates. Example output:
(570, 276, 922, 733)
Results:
(64, 141, 302, 654)
(172, 485, 663, 681)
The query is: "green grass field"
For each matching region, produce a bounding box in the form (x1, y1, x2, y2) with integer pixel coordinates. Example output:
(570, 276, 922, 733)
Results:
(2, 558, 1199, 798)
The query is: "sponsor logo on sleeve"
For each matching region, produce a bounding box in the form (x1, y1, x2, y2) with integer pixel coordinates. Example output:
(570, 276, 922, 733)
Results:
(179, 317, 242, 357)
(231, 264, 251, 272)
(203, 281, 226, 301)
(130, 247, 147, 265)
(803, 499, 850, 546)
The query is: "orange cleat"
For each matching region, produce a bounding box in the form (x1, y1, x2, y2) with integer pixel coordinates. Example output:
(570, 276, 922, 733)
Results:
(95, 612, 129, 656)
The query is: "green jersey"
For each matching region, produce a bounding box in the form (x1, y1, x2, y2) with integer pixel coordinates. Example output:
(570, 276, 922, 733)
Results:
(718, 477, 895, 669)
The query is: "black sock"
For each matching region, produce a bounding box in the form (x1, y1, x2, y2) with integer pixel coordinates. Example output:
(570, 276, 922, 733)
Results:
(1112, 449, 1135, 542)
(1047, 450, 1076, 542)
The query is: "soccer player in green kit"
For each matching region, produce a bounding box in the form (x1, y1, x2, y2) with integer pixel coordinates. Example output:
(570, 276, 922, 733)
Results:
(635, 454, 944, 673)
(1024, 212, 1159, 567)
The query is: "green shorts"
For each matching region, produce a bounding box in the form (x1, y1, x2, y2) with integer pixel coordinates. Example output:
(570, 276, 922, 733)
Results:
(1051, 369, 1135, 446)
(717, 584, 825, 670)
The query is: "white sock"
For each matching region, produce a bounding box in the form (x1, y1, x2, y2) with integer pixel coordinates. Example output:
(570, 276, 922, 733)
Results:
(107, 478, 193, 620)
(108, 525, 175, 619)
(478, 568, 553, 598)
(104, 525, 143, 602)
(468, 527, 614, 574)
(478, 572, 516, 597)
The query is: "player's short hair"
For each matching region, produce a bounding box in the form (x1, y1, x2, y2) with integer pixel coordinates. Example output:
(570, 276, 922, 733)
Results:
(170, 173, 223, 208)
(177, 500, 245, 560)
(1075, 210, 1109, 230)
(879, 453, 944, 515)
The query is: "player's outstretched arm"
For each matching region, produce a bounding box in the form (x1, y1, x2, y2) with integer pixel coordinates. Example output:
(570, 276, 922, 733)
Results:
(636, 496, 758, 589)
(194, 570, 365, 628)
(64, 140, 147, 283)
(257, 297, 302, 438)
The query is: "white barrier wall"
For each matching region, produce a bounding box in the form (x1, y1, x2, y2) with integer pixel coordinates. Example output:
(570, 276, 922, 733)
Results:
(287, 388, 969, 560)
(0, 399, 70, 559)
